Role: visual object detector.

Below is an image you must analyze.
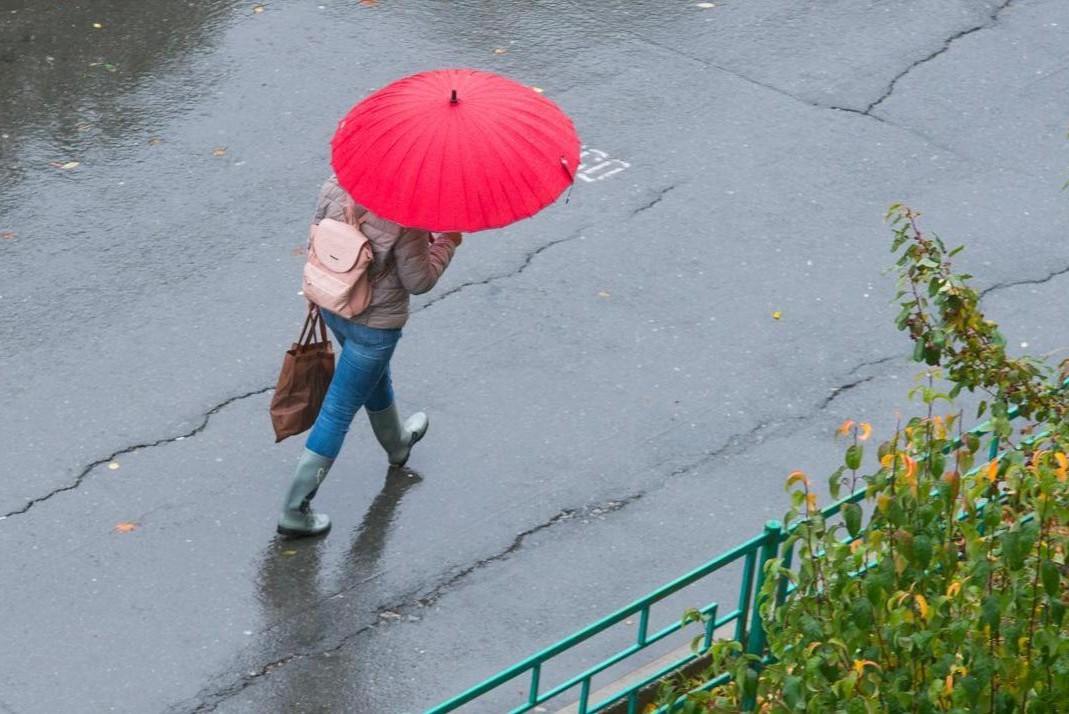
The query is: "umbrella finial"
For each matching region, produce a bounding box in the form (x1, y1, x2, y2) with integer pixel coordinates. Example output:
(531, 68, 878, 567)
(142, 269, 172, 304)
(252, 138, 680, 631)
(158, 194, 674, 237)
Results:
(450, 89, 458, 105)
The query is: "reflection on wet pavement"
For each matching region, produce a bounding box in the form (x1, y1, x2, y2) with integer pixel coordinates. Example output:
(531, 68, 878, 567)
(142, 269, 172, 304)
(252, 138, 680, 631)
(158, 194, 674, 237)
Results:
(0, 0, 233, 190)
(256, 466, 423, 712)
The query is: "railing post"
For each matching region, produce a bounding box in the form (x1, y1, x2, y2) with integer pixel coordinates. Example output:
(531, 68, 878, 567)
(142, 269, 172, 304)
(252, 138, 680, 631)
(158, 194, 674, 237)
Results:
(742, 520, 783, 712)
(988, 436, 1000, 462)
(528, 663, 541, 706)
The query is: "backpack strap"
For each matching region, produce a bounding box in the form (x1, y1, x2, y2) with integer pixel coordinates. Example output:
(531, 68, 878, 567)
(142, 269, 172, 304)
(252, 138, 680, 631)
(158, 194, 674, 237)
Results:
(343, 199, 393, 284)
(343, 199, 368, 227)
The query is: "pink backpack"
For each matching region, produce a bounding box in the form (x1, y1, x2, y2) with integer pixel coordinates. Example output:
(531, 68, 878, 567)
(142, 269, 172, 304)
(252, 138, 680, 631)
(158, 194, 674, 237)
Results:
(302, 204, 375, 318)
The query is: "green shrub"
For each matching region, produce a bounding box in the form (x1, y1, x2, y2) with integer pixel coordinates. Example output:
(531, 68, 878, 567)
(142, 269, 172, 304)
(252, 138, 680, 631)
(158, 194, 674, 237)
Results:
(655, 206, 1069, 713)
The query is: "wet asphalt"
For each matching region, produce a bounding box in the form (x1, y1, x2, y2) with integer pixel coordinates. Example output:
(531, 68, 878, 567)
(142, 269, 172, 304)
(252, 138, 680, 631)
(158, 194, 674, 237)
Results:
(2, 0, 1069, 712)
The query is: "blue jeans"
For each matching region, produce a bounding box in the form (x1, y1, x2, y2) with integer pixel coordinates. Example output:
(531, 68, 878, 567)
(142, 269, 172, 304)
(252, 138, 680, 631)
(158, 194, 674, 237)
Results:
(305, 309, 401, 459)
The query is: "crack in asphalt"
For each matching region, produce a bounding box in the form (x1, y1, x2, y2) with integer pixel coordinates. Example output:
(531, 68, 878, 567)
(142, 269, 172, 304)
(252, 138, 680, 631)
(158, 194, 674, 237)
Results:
(412, 496, 642, 609)
(170, 361, 891, 712)
(601, 0, 1020, 169)
(182, 626, 376, 714)
(417, 225, 592, 313)
(848, 354, 902, 376)
(630, 184, 680, 218)
(0, 386, 274, 521)
(979, 261, 1069, 299)
(852, 0, 1016, 116)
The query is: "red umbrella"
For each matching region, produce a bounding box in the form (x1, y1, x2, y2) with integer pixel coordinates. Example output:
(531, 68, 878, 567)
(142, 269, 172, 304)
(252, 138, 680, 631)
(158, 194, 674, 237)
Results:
(330, 68, 580, 232)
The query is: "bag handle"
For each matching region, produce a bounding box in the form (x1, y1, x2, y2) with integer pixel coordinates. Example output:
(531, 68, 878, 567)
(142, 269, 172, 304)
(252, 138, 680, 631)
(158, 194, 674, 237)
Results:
(297, 303, 329, 347)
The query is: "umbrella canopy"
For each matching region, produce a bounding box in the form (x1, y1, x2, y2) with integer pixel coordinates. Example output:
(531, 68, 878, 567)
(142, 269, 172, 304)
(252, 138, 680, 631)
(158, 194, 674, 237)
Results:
(330, 68, 580, 232)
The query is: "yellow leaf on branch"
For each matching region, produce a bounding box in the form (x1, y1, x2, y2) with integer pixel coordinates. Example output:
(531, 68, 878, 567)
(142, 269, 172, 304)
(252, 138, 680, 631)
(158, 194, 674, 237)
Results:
(915, 594, 930, 621)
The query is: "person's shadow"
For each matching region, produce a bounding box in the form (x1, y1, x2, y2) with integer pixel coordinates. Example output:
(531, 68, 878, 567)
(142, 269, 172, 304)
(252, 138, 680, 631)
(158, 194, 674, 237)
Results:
(255, 466, 423, 711)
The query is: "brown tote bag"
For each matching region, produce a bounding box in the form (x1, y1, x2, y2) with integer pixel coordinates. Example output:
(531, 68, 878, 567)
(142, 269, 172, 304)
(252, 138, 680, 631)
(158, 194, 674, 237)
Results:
(270, 304, 335, 442)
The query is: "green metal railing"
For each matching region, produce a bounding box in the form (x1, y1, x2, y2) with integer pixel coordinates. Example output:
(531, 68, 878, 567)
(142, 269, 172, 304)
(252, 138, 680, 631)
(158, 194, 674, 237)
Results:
(427, 523, 783, 714)
(430, 400, 1030, 714)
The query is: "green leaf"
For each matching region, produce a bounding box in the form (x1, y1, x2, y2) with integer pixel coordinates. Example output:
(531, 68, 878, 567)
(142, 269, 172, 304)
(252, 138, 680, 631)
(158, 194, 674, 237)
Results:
(783, 675, 804, 709)
(1003, 530, 1025, 571)
(929, 451, 945, 478)
(924, 343, 941, 366)
(961, 675, 982, 705)
(1042, 559, 1060, 598)
(980, 595, 1000, 629)
(828, 468, 844, 500)
(845, 444, 863, 471)
(843, 502, 863, 538)
(1051, 600, 1066, 626)
(912, 534, 933, 569)
(912, 339, 926, 363)
(850, 597, 874, 629)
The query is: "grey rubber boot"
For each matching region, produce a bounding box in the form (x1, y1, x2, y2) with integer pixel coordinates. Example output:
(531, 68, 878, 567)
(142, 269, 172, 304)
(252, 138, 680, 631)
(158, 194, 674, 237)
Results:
(277, 449, 333, 537)
(366, 403, 428, 467)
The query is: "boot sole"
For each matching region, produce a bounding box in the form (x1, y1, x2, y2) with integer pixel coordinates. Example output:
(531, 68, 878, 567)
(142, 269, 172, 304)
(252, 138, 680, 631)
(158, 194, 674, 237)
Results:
(277, 522, 332, 538)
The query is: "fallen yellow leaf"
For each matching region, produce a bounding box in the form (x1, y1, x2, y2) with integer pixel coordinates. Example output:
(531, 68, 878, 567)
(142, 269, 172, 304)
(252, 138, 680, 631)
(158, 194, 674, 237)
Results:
(531, 86, 545, 94)
(0, 231, 14, 240)
(148, 137, 162, 146)
(92, 22, 103, 29)
(107, 462, 120, 471)
(113, 521, 139, 533)
(252, 4, 265, 13)
(282, 549, 298, 556)
(493, 48, 508, 55)
(212, 147, 227, 157)
(771, 311, 782, 320)
(696, 2, 717, 7)
(597, 291, 610, 298)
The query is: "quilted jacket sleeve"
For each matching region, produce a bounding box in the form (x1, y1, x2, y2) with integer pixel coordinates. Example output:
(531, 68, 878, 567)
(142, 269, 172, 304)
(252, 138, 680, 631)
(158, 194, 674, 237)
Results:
(392, 229, 456, 295)
(312, 177, 349, 224)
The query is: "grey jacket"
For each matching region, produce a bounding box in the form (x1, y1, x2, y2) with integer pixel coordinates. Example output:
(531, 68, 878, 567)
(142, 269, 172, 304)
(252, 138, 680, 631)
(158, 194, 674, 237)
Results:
(311, 176, 456, 329)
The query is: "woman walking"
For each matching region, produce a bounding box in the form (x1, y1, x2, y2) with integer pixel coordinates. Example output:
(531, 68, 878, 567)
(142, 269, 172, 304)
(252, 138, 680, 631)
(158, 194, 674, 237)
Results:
(277, 176, 461, 538)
